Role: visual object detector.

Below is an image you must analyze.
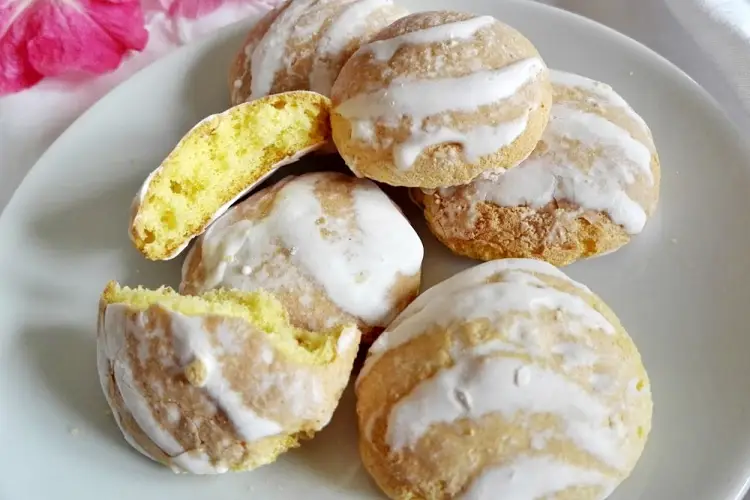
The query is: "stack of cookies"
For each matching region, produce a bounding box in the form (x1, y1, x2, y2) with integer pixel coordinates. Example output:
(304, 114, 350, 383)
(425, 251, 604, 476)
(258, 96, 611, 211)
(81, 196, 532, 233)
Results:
(326, 10, 661, 267)
(228, 2, 660, 267)
(97, 2, 659, 499)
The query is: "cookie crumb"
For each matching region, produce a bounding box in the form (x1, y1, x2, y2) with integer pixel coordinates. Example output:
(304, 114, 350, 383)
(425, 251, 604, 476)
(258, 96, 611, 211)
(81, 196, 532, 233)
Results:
(185, 359, 209, 387)
(514, 366, 531, 387)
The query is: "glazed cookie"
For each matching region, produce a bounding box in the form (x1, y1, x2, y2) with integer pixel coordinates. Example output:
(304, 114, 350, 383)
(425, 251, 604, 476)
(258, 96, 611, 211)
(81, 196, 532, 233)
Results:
(330, 11, 552, 188)
(181, 171, 424, 346)
(98, 282, 360, 474)
(357, 259, 652, 499)
(229, 0, 408, 104)
(129, 91, 331, 261)
(417, 70, 660, 266)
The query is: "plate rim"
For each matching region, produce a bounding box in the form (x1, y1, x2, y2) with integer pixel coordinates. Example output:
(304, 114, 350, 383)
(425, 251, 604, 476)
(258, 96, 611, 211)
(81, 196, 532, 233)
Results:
(2, 1, 750, 499)
(0, 0, 746, 228)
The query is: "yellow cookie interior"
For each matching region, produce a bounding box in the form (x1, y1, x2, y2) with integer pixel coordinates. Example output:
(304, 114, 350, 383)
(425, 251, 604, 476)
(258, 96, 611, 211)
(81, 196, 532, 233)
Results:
(102, 281, 346, 365)
(131, 91, 332, 260)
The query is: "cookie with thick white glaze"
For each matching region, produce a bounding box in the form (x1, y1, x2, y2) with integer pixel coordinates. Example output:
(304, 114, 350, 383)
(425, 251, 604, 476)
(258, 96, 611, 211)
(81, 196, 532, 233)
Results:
(357, 259, 652, 499)
(229, 0, 408, 104)
(181, 171, 424, 346)
(97, 282, 360, 474)
(330, 11, 552, 188)
(417, 70, 660, 266)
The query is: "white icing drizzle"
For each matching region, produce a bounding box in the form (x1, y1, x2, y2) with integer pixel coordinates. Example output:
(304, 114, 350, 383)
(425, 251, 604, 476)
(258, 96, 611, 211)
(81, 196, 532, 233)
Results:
(393, 112, 529, 170)
(113, 362, 185, 456)
(386, 356, 626, 470)
(553, 105, 653, 183)
(461, 455, 612, 499)
(336, 58, 544, 169)
(169, 313, 284, 441)
(337, 59, 542, 120)
(291, 2, 338, 40)
(550, 70, 649, 129)
(467, 69, 655, 235)
(553, 342, 599, 370)
(310, 0, 394, 95)
(364, 15, 495, 61)
(360, 259, 587, 380)
(360, 259, 612, 381)
(337, 325, 359, 353)
(250, 0, 318, 99)
(102, 306, 184, 455)
(194, 173, 424, 326)
(166, 404, 182, 423)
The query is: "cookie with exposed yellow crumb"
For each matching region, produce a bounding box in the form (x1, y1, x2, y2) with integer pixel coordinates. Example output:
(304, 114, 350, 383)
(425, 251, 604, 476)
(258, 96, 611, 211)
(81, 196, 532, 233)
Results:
(97, 281, 360, 474)
(129, 91, 331, 261)
(356, 259, 652, 499)
(416, 70, 660, 266)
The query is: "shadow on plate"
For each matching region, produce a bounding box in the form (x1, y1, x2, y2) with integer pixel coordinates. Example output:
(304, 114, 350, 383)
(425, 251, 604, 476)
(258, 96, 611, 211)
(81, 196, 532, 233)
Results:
(20, 324, 127, 450)
(29, 177, 140, 254)
(284, 385, 381, 495)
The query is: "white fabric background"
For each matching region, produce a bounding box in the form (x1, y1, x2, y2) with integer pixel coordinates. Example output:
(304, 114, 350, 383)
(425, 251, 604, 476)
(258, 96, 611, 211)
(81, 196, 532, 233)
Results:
(1, 1, 750, 496)
(1, 0, 749, 212)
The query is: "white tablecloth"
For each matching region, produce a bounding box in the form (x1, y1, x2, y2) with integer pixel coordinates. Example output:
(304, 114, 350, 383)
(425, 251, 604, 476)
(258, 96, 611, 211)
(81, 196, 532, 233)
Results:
(1, 1, 750, 497)
(2, 0, 749, 211)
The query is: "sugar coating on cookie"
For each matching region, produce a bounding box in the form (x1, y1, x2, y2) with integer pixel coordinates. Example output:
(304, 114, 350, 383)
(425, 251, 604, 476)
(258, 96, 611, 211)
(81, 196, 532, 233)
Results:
(330, 11, 552, 188)
(181, 171, 424, 345)
(229, 0, 408, 104)
(418, 70, 660, 266)
(357, 259, 652, 499)
(97, 282, 360, 474)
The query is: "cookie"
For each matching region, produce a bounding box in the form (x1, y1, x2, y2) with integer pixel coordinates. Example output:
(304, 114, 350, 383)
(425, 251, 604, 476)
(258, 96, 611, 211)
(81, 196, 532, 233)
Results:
(417, 70, 660, 266)
(331, 11, 551, 187)
(229, 0, 408, 103)
(357, 259, 652, 499)
(98, 281, 359, 473)
(181, 171, 424, 346)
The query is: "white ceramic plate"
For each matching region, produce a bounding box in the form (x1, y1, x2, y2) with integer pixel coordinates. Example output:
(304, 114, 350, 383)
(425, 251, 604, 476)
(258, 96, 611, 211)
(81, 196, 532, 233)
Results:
(3, 1, 750, 499)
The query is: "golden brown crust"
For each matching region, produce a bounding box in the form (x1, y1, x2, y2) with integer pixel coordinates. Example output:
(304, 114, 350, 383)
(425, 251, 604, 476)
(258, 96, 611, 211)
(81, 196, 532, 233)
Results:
(417, 71, 660, 266)
(330, 11, 552, 188)
(420, 190, 631, 267)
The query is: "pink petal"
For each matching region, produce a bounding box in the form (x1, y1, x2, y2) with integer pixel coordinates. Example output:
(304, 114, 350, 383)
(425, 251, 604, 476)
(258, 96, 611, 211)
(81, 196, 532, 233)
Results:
(165, 0, 278, 21)
(167, 0, 225, 20)
(0, 0, 147, 95)
(0, 1, 43, 93)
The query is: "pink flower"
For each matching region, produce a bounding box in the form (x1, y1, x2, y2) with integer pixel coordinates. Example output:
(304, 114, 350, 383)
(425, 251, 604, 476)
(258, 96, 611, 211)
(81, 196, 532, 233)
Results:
(0, 0, 148, 94)
(158, 0, 278, 21)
